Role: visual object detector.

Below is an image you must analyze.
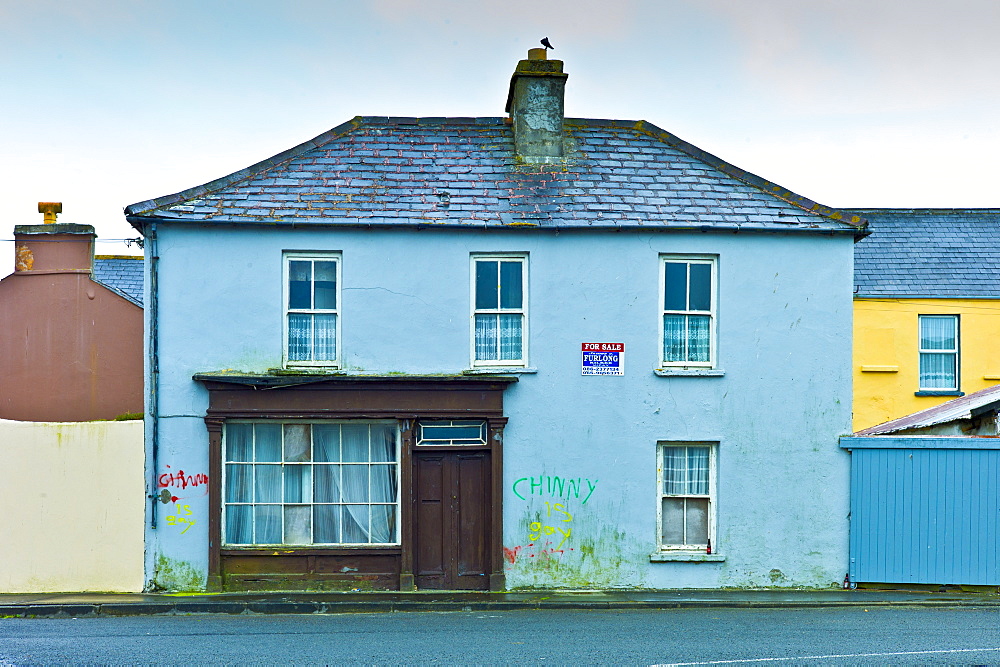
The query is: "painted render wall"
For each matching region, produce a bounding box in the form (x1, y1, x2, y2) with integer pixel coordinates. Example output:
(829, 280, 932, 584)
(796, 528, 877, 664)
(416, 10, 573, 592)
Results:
(0, 419, 144, 593)
(853, 298, 1000, 431)
(146, 224, 854, 590)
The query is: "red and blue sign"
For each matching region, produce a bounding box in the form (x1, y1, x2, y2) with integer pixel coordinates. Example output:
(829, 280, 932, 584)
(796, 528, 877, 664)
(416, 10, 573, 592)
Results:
(582, 342, 624, 375)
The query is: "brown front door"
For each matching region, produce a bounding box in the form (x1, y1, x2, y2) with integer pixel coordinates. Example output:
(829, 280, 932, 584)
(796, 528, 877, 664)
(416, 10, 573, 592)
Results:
(412, 451, 491, 590)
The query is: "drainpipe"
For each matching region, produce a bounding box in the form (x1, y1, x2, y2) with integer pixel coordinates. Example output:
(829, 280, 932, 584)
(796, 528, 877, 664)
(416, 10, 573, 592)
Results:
(147, 221, 160, 529)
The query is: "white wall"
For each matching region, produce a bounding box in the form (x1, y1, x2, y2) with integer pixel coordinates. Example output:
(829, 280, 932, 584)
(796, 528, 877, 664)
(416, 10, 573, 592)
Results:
(0, 419, 144, 592)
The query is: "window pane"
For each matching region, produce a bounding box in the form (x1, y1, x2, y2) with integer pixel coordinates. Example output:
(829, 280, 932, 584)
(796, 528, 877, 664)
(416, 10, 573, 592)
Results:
(226, 505, 252, 544)
(688, 315, 711, 363)
(255, 465, 282, 503)
(313, 261, 337, 309)
(370, 464, 396, 503)
(314, 464, 339, 503)
(283, 465, 311, 503)
(663, 447, 688, 495)
(288, 313, 311, 361)
(283, 424, 311, 462)
(342, 505, 370, 543)
(687, 447, 710, 494)
(686, 498, 710, 544)
(341, 424, 369, 462)
(255, 505, 282, 544)
(342, 466, 370, 503)
(475, 314, 498, 361)
(475, 261, 498, 309)
(226, 424, 253, 462)
(370, 425, 396, 462)
(420, 422, 485, 442)
(284, 505, 311, 545)
(313, 424, 341, 462)
(288, 260, 312, 309)
(371, 504, 396, 543)
(661, 498, 685, 544)
(314, 505, 340, 543)
(920, 352, 957, 389)
(688, 264, 712, 311)
(313, 314, 337, 361)
(921, 316, 956, 350)
(255, 424, 281, 462)
(664, 262, 688, 310)
(499, 314, 523, 360)
(663, 315, 686, 362)
(225, 464, 253, 503)
(499, 261, 522, 309)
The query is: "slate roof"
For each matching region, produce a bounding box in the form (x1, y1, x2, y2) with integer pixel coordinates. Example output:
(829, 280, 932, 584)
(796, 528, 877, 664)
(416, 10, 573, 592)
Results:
(856, 383, 1000, 435)
(852, 209, 1000, 298)
(93, 255, 143, 306)
(126, 117, 866, 237)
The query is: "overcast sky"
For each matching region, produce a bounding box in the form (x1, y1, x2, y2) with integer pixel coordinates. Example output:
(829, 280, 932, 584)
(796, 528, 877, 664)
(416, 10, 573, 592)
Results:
(3, 0, 999, 276)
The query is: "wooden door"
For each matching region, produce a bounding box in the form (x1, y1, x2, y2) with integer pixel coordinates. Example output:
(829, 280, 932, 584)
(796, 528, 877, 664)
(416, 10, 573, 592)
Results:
(412, 451, 491, 590)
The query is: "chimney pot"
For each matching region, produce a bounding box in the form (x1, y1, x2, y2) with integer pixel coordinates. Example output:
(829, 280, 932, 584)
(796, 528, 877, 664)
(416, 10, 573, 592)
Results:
(37, 202, 62, 224)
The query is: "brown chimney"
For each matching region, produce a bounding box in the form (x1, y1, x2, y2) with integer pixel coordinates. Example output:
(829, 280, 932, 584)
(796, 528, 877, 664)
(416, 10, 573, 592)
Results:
(505, 48, 568, 162)
(13, 202, 95, 273)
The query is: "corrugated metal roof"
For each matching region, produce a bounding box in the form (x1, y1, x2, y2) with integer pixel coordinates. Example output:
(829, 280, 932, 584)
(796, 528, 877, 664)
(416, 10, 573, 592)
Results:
(852, 209, 1000, 298)
(856, 383, 1000, 435)
(126, 117, 866, 237)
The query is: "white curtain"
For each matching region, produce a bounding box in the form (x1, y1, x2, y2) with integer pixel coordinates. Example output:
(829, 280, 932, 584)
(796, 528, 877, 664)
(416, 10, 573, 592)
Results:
(499, 314, 523, 360)
(475, 315, 497, 360)
(224, 422, 397, 546)
(663, 315, 709, 363)
(663, 446, 709, 495)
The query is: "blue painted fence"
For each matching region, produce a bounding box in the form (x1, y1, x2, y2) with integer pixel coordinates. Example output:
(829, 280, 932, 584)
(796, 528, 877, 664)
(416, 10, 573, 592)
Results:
(841, 437, 1000, 586)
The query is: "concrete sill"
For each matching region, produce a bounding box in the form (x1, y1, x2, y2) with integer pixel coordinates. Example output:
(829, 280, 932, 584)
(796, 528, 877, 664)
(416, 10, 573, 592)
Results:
(654, 369, 725, 377)
(464, 367, 538, 375)
(914, 390, 964, 397)
(861, 365, 899, 373)
(649, 552, 726, 562)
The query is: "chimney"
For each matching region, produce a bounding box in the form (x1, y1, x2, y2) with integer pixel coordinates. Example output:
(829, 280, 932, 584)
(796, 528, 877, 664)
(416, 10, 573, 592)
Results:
(505, 47, 568, 162)
(13, 202, 96, 273)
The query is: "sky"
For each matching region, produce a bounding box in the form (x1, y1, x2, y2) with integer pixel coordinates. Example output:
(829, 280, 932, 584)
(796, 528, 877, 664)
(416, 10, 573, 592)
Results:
(3, 0, 1000, 277)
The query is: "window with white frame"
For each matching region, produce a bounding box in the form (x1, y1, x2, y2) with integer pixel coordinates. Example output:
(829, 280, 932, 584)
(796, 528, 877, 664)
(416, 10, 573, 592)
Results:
(223, 421, 399, 546)
(661, 256, 716, 367)
(919, 315, 959, 391)
(472, 255, 527, 366)
(285, 254, 340, 366)
(658, 443, 716, 550)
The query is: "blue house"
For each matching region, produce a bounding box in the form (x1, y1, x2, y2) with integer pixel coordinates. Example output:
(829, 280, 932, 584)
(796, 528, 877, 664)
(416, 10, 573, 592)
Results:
(126, 49, 867, 592)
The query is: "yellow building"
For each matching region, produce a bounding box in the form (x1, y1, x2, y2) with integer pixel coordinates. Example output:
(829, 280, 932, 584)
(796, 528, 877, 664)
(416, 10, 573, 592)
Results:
(852, 210, 1000, 432)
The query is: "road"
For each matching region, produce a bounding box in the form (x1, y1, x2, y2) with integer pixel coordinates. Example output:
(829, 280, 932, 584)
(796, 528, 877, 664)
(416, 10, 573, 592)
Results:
(2, 606, 1000, 665)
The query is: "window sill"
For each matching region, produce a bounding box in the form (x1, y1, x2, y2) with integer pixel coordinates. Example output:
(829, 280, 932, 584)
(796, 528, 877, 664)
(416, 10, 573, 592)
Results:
(649, 552, 725, 562)
(654, 368, 724, 377)
(914, 390, 964, 397)
(464, 367, 537, 375)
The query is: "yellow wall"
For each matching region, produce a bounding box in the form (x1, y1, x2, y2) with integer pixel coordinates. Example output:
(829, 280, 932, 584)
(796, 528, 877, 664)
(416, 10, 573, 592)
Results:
(0, 419, 145, 592)
(853, 298, 1000, 431)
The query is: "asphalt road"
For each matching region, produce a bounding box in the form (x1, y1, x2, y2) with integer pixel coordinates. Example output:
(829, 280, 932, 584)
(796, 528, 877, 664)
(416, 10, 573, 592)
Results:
(2, 606, 1000, 665)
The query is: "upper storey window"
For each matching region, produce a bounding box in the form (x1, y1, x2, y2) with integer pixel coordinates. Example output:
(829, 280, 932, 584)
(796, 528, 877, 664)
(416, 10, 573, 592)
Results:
(285, 253, 340, 367)
(661, 256, 717, 368)
(472, 255, 527, 366)
(918, 315, 958, 391)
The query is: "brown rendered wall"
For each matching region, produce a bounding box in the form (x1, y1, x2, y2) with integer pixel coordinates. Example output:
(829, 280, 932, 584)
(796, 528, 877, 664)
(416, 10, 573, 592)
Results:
(0, 227, 143, 422)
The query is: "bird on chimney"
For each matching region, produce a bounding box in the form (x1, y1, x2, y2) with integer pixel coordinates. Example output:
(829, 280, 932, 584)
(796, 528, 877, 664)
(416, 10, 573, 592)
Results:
(541, 37, 554, 50)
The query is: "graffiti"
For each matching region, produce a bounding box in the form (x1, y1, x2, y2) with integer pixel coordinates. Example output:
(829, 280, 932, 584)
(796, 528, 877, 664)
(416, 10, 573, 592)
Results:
(507, 501, 577, 563)
(165, 503, 196, 534)
(528, 501, 573, 549)
(512, 475, 598, 503)
(158, 465, 209, 492)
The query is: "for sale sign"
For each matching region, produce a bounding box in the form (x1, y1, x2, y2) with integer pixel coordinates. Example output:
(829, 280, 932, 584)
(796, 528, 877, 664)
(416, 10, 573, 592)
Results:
(581, 343, 625, 375)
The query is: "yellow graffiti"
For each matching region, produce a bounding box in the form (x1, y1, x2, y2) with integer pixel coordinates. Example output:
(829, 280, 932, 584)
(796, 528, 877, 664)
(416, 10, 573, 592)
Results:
(527, 502, 574, 549)
(165, 503, 196, 534)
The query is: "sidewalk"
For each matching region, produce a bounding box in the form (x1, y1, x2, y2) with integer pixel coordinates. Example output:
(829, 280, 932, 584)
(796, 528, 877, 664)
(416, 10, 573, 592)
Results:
(3, 588, 999, 617)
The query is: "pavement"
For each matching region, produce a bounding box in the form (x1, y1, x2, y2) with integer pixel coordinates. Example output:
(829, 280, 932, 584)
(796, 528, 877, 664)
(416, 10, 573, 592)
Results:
(3, 588, 1000, 617)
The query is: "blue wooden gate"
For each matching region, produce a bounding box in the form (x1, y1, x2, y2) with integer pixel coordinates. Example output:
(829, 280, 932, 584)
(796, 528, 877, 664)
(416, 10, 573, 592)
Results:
(841, 437, 1000, 586)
